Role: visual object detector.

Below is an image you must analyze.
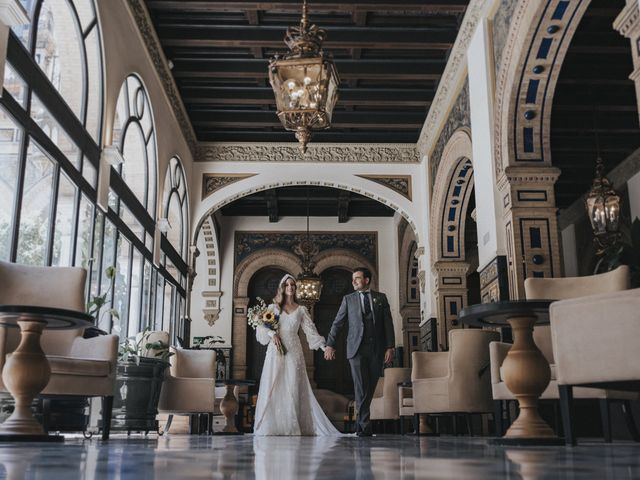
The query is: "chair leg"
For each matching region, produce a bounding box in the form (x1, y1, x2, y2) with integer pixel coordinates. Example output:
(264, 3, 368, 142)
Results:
(494, 401, 504, 436)
(165, 414, 174, 434)
(599, 399, 612, 443)
(101, 396, 113, 441)
(559, 385, 576, 446)
(621, 401, 640, 442)
(42, 398, 51, 434)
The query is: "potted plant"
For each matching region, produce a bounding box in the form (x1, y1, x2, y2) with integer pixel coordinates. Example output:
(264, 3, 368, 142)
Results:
(107, 329, 173, 434)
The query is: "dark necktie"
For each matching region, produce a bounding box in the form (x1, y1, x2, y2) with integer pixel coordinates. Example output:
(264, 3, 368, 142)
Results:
(362, 292, 372, 316)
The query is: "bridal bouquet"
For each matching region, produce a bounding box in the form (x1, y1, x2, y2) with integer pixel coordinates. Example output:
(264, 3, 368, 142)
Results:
(247, 297, 287, 355)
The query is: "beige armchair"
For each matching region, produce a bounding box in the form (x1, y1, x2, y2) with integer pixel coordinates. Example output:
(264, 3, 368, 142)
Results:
(550, 288, 640, 445)
(412, 329, 499, 434)
(158, 347, 217, 434)
(0, 260, 118, 440)
(370, 367, 411, 431)
(489, 265, 633, 438)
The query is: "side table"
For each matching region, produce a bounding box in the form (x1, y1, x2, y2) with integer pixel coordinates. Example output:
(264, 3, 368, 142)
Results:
(215, 379, 255, 434)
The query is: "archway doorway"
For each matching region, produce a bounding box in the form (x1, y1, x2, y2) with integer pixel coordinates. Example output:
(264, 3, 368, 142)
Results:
(314, 267, 354, 396)
(246, 267, 287, 388)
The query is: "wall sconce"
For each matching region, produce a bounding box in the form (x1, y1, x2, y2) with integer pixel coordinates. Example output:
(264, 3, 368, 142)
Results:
(101, 145, 124, 166)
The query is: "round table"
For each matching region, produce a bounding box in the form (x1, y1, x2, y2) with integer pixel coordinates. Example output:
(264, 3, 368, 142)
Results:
(459, 300, 563, 445)
(0, 305, 93, 442)
(215, 379, 255, 434)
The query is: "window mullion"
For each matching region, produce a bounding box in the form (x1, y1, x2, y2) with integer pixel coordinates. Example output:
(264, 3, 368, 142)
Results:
(45, 163, 62, 266)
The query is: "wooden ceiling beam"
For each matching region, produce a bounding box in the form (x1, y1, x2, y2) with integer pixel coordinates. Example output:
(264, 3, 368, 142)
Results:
(171, 58, 445, 80)
(157, 25, 456, 49)
(190, 109, 425, 127)
(147, 1, 468, 14)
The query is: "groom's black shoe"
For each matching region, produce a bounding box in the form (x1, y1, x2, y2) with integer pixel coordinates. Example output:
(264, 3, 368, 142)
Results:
(356, 431, 372, 437)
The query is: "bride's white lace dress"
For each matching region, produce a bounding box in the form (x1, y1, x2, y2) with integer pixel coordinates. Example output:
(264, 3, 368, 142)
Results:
(253, 305, 340, 436)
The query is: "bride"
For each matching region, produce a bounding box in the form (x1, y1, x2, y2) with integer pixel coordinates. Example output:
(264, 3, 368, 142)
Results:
(253, 274, 340, 436)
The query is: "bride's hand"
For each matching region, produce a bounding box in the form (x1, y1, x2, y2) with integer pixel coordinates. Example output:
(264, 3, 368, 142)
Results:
(272, 334, 282, 349)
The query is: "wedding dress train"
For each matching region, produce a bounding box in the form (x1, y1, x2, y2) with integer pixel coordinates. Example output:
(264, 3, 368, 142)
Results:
(253, 305, 340, 436)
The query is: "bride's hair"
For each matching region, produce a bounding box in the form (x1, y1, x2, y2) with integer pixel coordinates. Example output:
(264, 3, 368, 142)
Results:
(273, 274, 297, 311)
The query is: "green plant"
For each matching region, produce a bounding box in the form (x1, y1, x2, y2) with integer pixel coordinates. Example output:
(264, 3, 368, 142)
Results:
(594, 217, 640, 287)
(118, 327, 173, 364)
(86, 265, 120, 325)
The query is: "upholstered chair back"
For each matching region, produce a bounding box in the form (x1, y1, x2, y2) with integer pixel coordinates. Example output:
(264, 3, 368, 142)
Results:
(381, 367, 411, 419)
(524, 265, 630, 363)
(0, 260, 87, 359)
(448, 329, 500, 413)
(170, 347, 216, 378)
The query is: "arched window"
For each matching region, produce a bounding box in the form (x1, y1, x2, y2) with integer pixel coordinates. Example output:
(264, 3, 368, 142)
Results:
(1, 0, 103, 270)
(162, 157, 188, 259)
(113, 75, 157, 219)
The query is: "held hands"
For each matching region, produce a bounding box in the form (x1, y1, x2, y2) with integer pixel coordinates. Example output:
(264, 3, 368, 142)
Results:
(324, 346, 336, 361)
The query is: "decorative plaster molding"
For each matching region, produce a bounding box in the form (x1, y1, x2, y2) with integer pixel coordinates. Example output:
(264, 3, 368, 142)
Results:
(202, 173, 256, 200)
(126, 0, 198, 157)
(0, 0, 28, 26)
(614, 0, 640, 38)
(417, 0, 492, 157)
(500, 165, 561, 186)
(197, 143, 420, 163)
(356, 175, 412, 200)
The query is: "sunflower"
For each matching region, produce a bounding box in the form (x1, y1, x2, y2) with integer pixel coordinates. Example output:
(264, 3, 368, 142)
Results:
(262, 311, 275, 323)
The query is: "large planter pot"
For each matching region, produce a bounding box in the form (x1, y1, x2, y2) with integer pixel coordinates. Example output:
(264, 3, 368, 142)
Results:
(109, 357, 169, 433)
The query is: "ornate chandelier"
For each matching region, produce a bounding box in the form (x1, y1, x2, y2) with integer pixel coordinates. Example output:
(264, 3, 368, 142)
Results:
(585, 156, 621, 253)
(296, 189, 323, 304)
(268, 0, 340, 154)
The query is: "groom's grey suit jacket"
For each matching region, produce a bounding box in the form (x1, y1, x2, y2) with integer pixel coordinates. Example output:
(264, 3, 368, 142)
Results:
(326, 290, 395, 359)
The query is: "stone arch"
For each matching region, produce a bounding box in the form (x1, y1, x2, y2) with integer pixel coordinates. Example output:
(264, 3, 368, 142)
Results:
(230, 248, 302, 378)
(197, 216, 222, 326)
(234, 249, 303, 298)
(398, 222, 421, 366)
(429, 128, 474, 349)
(192, 179, 421, 248)
(430, 128, 475, 263)
(313, 248, 378, 290)
(492, 0, 588, 295)
(494, 0, 591, 174)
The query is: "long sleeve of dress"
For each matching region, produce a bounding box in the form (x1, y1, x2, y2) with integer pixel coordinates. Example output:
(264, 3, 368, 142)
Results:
(300, 306, 326, 350)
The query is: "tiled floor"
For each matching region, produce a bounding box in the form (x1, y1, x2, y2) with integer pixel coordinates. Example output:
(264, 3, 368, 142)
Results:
(0, 434, 639, 479)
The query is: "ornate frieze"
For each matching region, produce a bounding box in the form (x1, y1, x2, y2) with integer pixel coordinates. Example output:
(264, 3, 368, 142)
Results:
(492, 0, 520, 76)
(197, 143, 420, 163)
(429, 80, 471, 187)
(235, 231, 377, 269)
(615, 0, 640, 126)
(202, 173, 256, 200)
(479, 256, 509, 303)
(126, 0, 198, 156)
(357, 175, 412, 201)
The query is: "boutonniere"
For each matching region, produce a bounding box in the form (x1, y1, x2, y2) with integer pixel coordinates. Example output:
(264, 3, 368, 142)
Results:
(373, 297, 380, 306)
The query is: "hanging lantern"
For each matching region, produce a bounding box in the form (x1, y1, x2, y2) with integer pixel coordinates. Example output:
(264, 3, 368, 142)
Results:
(296, 188, 322, 304)
(268, 0, 339, 154)
(585, 156, 621, 252)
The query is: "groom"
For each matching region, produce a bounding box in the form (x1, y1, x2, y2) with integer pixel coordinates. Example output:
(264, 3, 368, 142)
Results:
(324, 267, 395, 436)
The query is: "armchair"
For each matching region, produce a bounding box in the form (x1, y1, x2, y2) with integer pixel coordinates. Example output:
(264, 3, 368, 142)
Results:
(158, 347, 217, 434)
(370, 367, 411, 432)
(0, 260, 118, 440)
(489, 265, 633, 438)
(550, 288, 640, 445)
(412, 329, 499, 434)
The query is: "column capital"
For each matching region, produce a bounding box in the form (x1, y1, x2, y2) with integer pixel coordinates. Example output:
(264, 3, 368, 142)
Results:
(614, 0, 640, 38)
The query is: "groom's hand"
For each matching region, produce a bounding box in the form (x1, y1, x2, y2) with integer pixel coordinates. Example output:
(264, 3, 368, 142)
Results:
(384, 348, 395, 365)
(324, 346, 336, 360)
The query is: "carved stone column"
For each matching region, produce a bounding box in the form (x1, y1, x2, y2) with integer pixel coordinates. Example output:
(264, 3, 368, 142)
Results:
(433, 261, 470, 350)
(615, 1, 640, 125)
(498, 166, 562, 299)
(232, 297, 250, 379)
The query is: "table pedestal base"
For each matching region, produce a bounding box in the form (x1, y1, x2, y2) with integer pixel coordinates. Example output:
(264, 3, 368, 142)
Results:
(218, 385, 242, 435)
(0, 320, 52, 440)
(501, 315, 560, 443)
